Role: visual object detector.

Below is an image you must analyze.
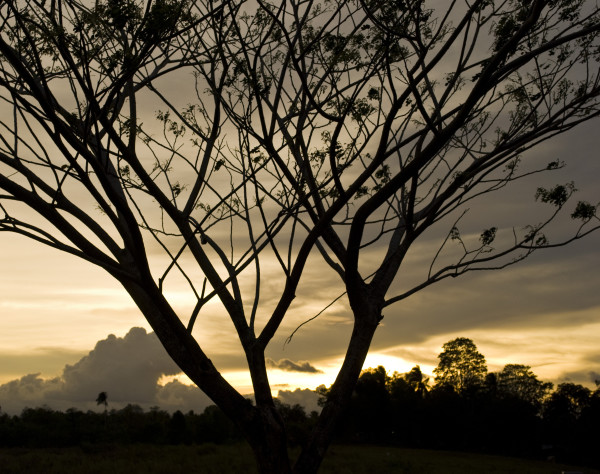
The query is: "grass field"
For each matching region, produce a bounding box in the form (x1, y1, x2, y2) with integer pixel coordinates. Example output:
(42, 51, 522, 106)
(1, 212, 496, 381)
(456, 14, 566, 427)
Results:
(0, 443, 597, 473)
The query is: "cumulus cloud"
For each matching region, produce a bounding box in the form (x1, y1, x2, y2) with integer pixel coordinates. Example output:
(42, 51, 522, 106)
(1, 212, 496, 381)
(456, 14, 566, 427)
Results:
(156, 379, 212, 412)
(0, 373, 63, 414)
(266, 358, 323, 373)
(0, 328, 211, 414)
(276, 388, 321, 413)
(58, 327, 180, 403)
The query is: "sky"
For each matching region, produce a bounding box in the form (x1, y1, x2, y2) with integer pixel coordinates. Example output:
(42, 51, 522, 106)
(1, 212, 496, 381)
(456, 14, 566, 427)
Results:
(1, 2, 600, 416)
(1, 117, 598, 415)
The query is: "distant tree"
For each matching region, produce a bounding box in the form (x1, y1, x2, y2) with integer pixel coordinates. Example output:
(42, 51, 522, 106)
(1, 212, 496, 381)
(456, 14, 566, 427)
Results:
(477, 365, 552, 456)
(340, 366, 392, 443)
(2, 1, 600, 472)
(168, 410, 191, 444)
(544, 382, 592, 421)
(96, 392, 108, 412)
(542, 382, 595, 464)
(578, 381, 600, 466)
(495, 364, 553, 407)
(357, 366, 390, 390)
(354, 366, 390, 410)
(434, 338, 487, 393)
(403, 365, 430, 397)
(389, 365, 430, 400)
(96, 391, 109, 430)
(387, 366, 430, 446)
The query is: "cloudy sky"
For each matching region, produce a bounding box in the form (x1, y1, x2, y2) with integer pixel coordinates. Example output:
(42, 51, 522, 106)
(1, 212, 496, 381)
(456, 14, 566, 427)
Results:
(1, 2, 600, 415)
(1, 117, 598, 415)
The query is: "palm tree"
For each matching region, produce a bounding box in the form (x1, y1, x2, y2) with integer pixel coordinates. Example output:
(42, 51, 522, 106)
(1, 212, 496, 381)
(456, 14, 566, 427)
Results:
(96, 391, 108, 411)
(96, 391, 109, 430)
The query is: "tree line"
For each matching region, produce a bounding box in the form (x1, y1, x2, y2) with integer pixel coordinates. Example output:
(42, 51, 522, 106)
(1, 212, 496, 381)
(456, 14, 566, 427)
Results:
(0, 403, 243, 448)
(0, 338, 598, 468)
(322, 338, 600, 468)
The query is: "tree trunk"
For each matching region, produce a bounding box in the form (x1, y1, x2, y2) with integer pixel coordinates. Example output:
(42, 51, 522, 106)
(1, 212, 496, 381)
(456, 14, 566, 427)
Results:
(293, 302, 381, 473)
(121, 273, 378, 474)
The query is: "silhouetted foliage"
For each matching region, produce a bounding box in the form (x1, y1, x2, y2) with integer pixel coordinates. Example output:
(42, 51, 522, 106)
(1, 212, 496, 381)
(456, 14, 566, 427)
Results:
(433, 338, 488, 394)
(96, 392, 108, 409)
(168, 410, 191, 444)
(496, 364, 553, 407)
(0, 403, 243, 448)
(0, 342, 598, 469)
(314, 340, 599, 468)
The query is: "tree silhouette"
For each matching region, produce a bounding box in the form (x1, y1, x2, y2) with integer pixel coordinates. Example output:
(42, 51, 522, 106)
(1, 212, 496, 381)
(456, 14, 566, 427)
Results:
(544, 382, 592, 422)
(1, 1, 600, 472)
(434, 338, 487, 393)
(495, 364, 553, 407)
(96, 391, 108, 412)
(403, 365, 430, 398)
(96, 391, 109, 429)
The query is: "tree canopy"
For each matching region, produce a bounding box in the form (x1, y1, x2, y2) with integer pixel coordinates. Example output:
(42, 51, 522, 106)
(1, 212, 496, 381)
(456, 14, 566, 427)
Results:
(433, 337, 487, 392)
(1, 1, 600, 472)
(496, 363, 553, 406)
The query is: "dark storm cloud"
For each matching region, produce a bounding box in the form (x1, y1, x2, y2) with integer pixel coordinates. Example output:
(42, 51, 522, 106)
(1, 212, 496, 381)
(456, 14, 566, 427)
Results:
(0, 328, 211, 414)
(266, 358, 323, 373)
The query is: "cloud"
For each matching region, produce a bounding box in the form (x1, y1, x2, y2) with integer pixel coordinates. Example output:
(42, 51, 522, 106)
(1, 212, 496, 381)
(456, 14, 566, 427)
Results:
(57, 327, 180, 403)
(156, 379, 212, 412)
(557, 370, 600, 387)
(0, 328, 322, 416)
(0, 373, 63, 414)
(266, 358, 323, 373)
(276, 388, 321, 413)
(0, 328, 211, 415)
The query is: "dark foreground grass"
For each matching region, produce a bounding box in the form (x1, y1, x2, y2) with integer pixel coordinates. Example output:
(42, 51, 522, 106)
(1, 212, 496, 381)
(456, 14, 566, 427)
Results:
(321, 446, 599, 474)
(0, 443, 597, 474)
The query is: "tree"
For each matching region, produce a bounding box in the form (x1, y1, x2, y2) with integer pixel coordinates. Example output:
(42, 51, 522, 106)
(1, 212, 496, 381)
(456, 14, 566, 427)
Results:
(96, 391, 108, 429)
(544, 382, 592, 422)
(495, 364, 553, 407)
(483, 365, 551, 454)
(434, 338, 487, 393)
(388, 366, 430, 446)
(342, 366, 392, 442)
(543, 381, 593, 460)
(402, 365, 430, 398)
(388, 366, 430, 402)
(96, 391, 108, 412)
(1, 1, 600, 472)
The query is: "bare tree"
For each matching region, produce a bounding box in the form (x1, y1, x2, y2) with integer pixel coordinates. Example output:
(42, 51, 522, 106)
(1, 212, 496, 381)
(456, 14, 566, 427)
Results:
(1, 0, 599, 472)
